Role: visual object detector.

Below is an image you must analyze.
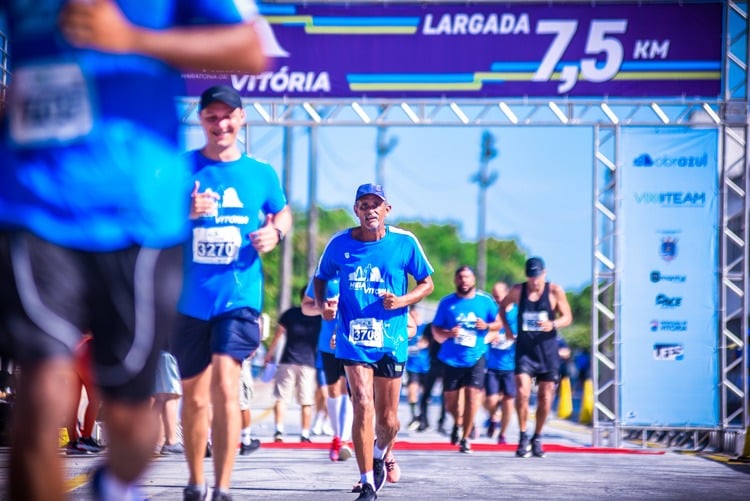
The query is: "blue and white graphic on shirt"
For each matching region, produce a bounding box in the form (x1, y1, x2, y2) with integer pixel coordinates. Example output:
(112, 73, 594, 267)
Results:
(0, 0, 253, 250)
(487, 304, 518, 371)
(315, 226, 433, 364)
(434, 292, 498, 368)
(406, 324, 430, 374)
(178, 151, 287, 320)
(305, 276, 340, 355)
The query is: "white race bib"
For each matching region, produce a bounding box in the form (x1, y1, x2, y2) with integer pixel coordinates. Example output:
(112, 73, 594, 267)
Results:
(455, 328, 477, 348)
(492, 338, 515, 350)
(192, 226, 242, 264)
(522, 311, 549, 332)
(348, 318, 384, 348)
(9, 63, 94, 145)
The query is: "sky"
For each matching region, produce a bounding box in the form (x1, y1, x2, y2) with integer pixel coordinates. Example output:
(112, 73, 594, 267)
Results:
(185, 123, 594, 292)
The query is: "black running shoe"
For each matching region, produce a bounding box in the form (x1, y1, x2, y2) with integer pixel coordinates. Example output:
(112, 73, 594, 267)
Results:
(450, 425, 460, 445)
(516, 432, 532, 458)
(459, 438, 472, 454)
(356, 483, 377, 500)
(531, 436, 545, 458)
(486, 420, 498, 438)
(183, 485, 207, 501)
(211, 488, 232, 501)
(373, 457, 387, 492)
(239, 438, 261, 455)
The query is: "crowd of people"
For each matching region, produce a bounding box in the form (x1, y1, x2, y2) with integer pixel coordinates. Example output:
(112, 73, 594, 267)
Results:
(0, 2, 577, 500)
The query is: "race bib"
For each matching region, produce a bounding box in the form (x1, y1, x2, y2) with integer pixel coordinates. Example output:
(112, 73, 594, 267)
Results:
(9, 63, 94, 145)
(192, 226, 242, 264)
(348, 318, 384, 348)
(455, 328, 477, 348)
(491, 338, 515, 350)
(522, 311, 549, 331)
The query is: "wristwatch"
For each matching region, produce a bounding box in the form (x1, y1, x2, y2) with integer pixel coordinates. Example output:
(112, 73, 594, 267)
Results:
(274, 226, 285, 242)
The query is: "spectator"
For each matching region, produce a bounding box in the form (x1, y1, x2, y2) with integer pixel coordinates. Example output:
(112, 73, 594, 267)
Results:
(153, 350, 184, 456)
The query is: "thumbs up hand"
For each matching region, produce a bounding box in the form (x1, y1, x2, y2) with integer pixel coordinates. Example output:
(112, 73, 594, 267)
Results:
(249, 214, 281, 253)
(190, 181, 220, 219)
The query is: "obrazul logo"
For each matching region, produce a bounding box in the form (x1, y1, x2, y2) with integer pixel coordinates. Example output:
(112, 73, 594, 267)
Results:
(633, 153, 708, 168)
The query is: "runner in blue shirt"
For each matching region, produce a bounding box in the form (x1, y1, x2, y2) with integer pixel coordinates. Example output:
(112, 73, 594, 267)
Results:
(172, 84, 292, 501)
(405, 306, 430, 431)
(484, 281, 519, 445)
(302, 276, 355, 462)
(314, 183, 434, 501)
(0, 2, 265, 500)
(432, 266, 501, 454)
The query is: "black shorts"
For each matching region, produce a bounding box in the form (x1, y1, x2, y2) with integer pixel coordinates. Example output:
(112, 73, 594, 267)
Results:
(320, 351, 347, 386)
(485, 369, 517, 398)
(171, 307, 261, 380)
(443, 356, 486, 391)
(0, 231, 181, 401)
(406, 370, 428, 386)
(343, 355, 404, 379)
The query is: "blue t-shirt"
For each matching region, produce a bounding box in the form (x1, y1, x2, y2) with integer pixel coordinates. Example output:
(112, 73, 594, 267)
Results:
(0, 0, 253, 250)
(305, 276, 340, 356)
(178, 151, 287, 320)
(406, 323, 430, 374)
(486, 304, 518, 371)
(315, 225, 433, 364)
(434, 291, 499, 368)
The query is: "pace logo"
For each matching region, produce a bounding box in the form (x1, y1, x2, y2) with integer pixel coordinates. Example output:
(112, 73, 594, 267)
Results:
(650, 270, 686, 283)
(653, 343, 684, 361)
(655, 294, 682, 308)
(660, 237, 678, 262)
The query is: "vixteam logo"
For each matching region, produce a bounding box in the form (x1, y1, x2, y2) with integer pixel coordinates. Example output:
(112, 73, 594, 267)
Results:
(659, 237, 678, 262)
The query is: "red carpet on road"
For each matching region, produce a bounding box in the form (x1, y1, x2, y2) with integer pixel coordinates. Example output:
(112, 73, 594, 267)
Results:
(260, 441, 665, 455)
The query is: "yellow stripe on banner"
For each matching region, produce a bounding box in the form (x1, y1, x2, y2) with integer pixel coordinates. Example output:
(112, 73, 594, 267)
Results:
(305, 26, 417, 35)
(475, 72, 536, 81)
(350, 82, 482, 91)
(264, 16, 313, 25)
(611, 71, 721, 80)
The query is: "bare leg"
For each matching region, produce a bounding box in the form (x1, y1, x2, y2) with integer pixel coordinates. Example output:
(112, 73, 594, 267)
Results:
(373, 376, 402, 449)
(301, 404, 312, 433)
(499, 396, 515, 437)
(210, 354, 241, 489)
(515, 374, 532, 433)
(461, 387, 481, 441)
(535, 381, 556, 436)
(443, 390, 461, 428)
(102, 398, 159, 482)
(10, 358, 73, 501)
(181, 367, 212, 487)
(345, 365, 375, 475)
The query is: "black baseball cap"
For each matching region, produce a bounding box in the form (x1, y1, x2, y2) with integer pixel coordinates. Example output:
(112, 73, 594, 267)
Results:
(355, 183, 386, 202)
(199, 85, 242, 111)
(525, 257, 545, 277)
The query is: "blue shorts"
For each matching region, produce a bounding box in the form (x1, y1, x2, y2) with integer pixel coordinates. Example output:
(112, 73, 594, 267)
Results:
(484, 369, 517, 398)
(172, 307, 261, 380)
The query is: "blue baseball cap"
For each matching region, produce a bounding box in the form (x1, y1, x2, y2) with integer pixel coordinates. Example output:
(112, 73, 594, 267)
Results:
(355, 183, 386, 202)
(525, 257, 545, 277)
(199, 85, 242, 111)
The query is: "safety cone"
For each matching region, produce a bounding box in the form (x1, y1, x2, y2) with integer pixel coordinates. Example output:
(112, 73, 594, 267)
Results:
(579, 378, 594, 425)
(58, 427, 69, 448)
(557, 376, 573, 419)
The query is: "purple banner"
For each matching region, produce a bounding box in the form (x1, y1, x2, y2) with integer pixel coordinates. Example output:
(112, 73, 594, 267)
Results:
(183, 2, 722, 99)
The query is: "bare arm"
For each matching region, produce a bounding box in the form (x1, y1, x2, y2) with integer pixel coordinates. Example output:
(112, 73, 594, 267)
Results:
(59, 0, 267, 73)
(301, 294, 319, 316)
(264, 324, 285, 364)
(250, 206, 293, 254)
(550, 283, 574, 330)
(381, 276, 434, 311)
(499, 285, 521, 340)
(432, 325, 460, 344)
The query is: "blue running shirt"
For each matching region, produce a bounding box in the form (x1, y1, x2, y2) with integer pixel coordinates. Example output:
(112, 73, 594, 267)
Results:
(178, 151, 286, 320)
(486, 304, 518, 371)
(434, 291, 499, 368)
(406, 323, 430, 374)
(0, 0, 254, 250)
(315, 226, 434, 364)
(305, 276, 340, 356)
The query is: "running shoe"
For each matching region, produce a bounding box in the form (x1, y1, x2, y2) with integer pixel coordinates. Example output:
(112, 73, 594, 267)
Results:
(531, 436, 545, 458)
(239, 438, 261, 455)
(459, 438, 472, 454)
(355, 483, 377, 501)
(212, 488, 232, 501)
(161, 442, 185, 455)
(407, 417, 421, 431)
(351, 481, 363, 493)
(516, 432, 532, 458)
(497, 434, 507, 445)
(450, 425, 460, 445)
(329, 436, 341, 461)
(273, 431, 283, 443)
(65, 440, 89, 455)
(373, 457, 387, 493)
(300, 436, 312, 443)
(385, 455, 400, 483)
(78, 436, 105, 453)
(183, 484, 207, 501)
(339, 442, 353, 462)
(486, 420, 498, 438)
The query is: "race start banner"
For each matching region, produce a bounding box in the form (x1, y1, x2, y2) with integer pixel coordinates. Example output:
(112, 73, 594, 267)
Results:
(618, 128, 719, 427)
(183, 2, 722, 99)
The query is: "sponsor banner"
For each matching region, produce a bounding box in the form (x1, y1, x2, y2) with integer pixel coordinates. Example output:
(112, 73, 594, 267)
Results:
(183, 2, 722, 98)
(618, 128, 719, 427)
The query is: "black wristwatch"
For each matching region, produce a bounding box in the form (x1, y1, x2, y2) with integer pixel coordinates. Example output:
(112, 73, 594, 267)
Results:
(274, 226, 284, 242)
